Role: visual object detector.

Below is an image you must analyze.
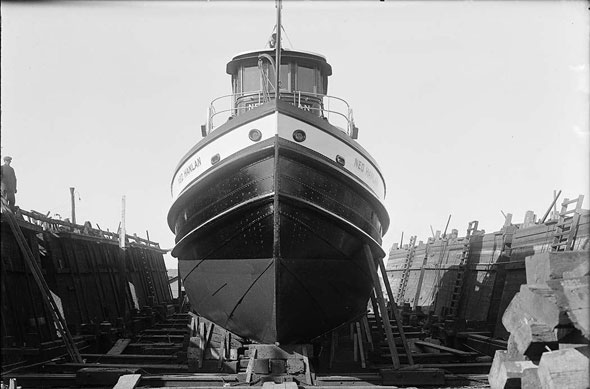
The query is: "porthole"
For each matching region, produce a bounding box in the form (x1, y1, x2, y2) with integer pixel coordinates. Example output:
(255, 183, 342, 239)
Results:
(293, 129, 306, 142)
(336, 155, 346, 166)
(249, 129, 262, 142)
(211, 153, 221, 165)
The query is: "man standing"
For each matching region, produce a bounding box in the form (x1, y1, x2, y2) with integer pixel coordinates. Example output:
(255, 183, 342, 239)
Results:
(1, 156, 17, 209)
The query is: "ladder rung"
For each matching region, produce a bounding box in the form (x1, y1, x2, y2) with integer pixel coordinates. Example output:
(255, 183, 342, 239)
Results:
(562, 198, 581, 206)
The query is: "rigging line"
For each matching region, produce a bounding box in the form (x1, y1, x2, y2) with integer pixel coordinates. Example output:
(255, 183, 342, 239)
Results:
(225, 260, 274, 327)
(280, 25, 294, 49)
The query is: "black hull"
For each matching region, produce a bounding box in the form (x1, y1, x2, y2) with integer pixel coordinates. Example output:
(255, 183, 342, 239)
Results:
(169, 114, 388, 344)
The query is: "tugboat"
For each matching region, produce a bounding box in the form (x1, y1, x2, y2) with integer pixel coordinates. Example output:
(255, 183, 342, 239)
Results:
(167, 3, 389, 344)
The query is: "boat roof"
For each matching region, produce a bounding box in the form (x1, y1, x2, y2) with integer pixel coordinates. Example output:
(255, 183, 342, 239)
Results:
(226, 48, 332, 76)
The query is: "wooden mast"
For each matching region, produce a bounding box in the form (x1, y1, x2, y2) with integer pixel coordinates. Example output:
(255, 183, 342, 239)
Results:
(275, 0, 282, 101)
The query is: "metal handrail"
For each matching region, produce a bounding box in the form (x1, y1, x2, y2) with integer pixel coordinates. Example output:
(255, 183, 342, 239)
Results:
(206, 90, 355, 136)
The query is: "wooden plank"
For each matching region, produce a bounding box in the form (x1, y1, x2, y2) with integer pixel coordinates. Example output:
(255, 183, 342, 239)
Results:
(412, 340, 474, 357)
(301, 344, 314, 385)
(245, 347, 256, 383)
(537, 347, 589, 388)
(81, 353, 177, 364)
(380, 368, 445, 386)
(107, 339, 131, 355)
(76, 367, 140, 386)
(187, 335, 202, 373)
(112, 374, 141, 389)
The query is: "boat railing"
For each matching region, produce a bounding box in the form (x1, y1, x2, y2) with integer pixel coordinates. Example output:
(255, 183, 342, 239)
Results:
(206, 91, 355, 136)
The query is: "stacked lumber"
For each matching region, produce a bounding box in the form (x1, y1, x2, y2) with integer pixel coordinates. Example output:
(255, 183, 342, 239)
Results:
(488, 250, 590, 389)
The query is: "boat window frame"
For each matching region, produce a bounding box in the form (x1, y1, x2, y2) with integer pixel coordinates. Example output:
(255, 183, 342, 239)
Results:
(240, 65, 262, 94)
(294, 62, 322, 95)
(230, 57, 328, 96)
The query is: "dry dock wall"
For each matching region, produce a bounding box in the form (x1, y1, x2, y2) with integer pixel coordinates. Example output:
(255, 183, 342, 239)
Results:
(386, 211, 589, 337)
(1, 211, 173, 349)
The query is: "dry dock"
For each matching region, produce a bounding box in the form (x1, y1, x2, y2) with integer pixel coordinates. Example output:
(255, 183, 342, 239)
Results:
(1, 194, 588, 388)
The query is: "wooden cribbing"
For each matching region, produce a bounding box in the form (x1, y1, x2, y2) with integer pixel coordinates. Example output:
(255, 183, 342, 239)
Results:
(518, 284, 569, 329)
(525, 251, 589, 286)
(537, 347, 589, 388)
(548, 275, 590, 338)
(488, 350, 537, 389)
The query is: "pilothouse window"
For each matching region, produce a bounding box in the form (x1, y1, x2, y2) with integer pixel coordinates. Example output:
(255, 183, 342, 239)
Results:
(297, 65, 317, 94)
(242, 66, 260, 93)
(264, 63, 290, 92)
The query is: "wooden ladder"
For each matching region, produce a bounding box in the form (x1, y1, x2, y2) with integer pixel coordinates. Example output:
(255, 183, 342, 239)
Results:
(1, 202, 83, 363)
(396, 236, 417, 303)
(551, 195, 584, 252)
(140, 250, 157, 305)
(447, 221, 478, 318)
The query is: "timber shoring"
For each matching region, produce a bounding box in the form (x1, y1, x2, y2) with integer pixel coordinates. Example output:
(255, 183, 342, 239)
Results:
(1, 210, 173, 365)
(385, 210, 589, 335)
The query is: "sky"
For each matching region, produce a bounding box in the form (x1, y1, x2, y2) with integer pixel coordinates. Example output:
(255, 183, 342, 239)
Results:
(1, 1, 588, 269)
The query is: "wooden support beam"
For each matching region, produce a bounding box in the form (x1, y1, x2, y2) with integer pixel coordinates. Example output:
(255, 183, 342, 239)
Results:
(302, 344, 314, 385)
(112, 374, 142, 389)
(107, 339, 132, 355)
(356, 322, 366, 368)
(363, 244, 400, 369)
(76, 367, 141, 387)
(329, 330, 337, 369)
(369, 292, 384, 339)
(548, 275, 590, 338)
(517, 284, 570, 329)
(510, 322, 558, 360)
(525, 251, 589, 286)
(376, 254, 414, 365)
(245, 347, 256, 383)
(380, 368, 445, 386)
(412, 340, 475, 357)
(361, 315, 374, 352)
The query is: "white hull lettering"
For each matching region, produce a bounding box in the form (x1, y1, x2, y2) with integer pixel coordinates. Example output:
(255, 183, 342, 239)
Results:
(178, 157, 202, 184)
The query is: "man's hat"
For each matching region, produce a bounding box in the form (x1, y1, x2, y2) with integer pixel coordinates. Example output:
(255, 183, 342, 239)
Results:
(3, 156, 12, 162)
